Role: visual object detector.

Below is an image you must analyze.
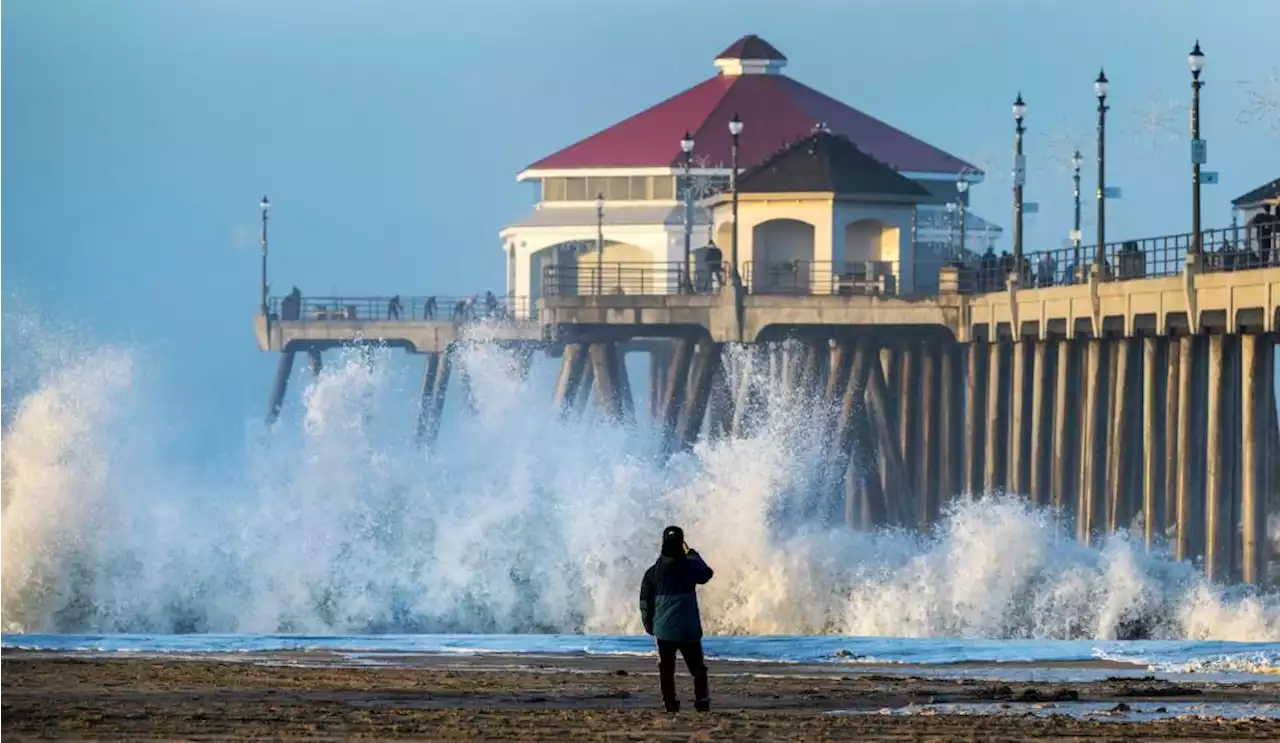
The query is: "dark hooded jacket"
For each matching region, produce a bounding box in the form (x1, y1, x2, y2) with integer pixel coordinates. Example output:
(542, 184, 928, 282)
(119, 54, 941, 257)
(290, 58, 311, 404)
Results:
(639, 533, 714, 642)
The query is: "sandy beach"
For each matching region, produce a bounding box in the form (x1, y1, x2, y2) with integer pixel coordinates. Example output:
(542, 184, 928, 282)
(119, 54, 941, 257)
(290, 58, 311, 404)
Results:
(4, 650, 1279, 741)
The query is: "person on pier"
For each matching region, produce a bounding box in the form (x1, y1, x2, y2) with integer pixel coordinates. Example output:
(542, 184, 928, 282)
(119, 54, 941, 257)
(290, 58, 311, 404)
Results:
(704, 241, 724, 293)
(639, 525, 714, 713)
(387, 295, 402, 320)
(423, 295, 437, 320)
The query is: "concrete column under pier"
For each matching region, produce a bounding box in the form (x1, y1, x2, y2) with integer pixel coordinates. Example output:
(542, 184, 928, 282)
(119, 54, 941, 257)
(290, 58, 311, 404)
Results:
(1142, 337, 1167, 549)
(589, 342, 625, 422)
(418, 349, 452, 448)
(830, 342, 873, 526)
(1028, 340, 1053, 507)
(1203, 333, 1229, 582)
(660, 339, 695, 454)
(1174, 335, 1203, 562)
(1162, 339, 1182, 541)
(1240, 332, 1273, 585)
(1008, 340, 1032, 496)
(266, 349, 297, 424)
(937, 343, 962, 506)
(962, 342, 987, 497)
(1050, 339, 1079, 526)
(1078, 338, 1108, 544)
(1106, 339, 1139, 533)
(917, 342, 940, 528)
(307, 348, 323, 376)
(552, 342, 588, 418)
(984, 341, 1010, 494)
(677, 343, 722, 451)
(866, 354, 915, 527)
(898, 343, 921, 497)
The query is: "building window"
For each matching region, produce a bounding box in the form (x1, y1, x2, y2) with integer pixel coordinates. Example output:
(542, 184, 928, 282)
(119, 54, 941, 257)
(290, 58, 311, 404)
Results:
(539, 175, 686, 202)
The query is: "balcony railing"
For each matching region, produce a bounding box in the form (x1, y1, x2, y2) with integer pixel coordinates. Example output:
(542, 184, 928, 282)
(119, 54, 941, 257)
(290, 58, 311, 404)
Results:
(267, 295, 536, 322)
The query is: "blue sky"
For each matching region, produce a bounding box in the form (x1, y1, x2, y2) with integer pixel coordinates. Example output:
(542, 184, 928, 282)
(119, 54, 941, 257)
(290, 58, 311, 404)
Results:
(3, 0, 1278, 449)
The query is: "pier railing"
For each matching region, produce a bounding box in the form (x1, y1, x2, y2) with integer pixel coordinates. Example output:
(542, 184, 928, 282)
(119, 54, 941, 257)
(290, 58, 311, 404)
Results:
(268, 295, 536, 322)
(542, 263, 693, 296)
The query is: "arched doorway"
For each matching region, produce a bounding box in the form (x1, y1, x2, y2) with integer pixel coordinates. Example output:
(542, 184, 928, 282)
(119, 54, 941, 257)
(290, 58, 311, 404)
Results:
(574, 242, 659, 294)
(750, 218, 816, 294)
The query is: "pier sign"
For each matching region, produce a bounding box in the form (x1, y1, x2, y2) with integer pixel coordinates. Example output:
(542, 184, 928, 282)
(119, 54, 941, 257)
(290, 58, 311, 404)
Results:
(1191, 138, 1208, 165)
(1023, 202, 1040, 214)
(1103, 186, 1123, 200)
(1202, 171, 1219, 184)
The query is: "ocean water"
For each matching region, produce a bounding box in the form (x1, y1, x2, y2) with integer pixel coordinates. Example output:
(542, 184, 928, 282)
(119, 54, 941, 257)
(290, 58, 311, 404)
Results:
(2, 313, 1279, 669)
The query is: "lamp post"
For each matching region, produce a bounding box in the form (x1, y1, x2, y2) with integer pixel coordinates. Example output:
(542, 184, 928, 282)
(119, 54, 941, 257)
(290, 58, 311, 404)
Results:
(595, 193, 605, 295)
(1071, 150, 1083, 276)
(680, 131, 695, 292)
(1189, 40, 1206, 255)
(946, 202, 957, 258)
(1012, 93, 1027, 278)
(957, 178, 969, 258)
(1094, 69, 1109, 268)
(259, 195, 270, 315)
(729, 113, 744, 288)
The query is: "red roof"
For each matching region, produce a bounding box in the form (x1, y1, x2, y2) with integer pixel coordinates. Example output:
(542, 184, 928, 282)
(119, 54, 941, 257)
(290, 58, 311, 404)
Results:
(525, 39, 975, 176)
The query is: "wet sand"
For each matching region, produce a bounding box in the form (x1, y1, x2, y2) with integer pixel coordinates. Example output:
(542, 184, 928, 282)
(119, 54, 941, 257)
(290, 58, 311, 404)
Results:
(4, 650, 1279, 741)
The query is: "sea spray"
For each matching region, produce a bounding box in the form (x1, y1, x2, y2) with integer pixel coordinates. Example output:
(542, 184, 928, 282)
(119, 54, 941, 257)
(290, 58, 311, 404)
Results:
(2, 323, 1279, 640)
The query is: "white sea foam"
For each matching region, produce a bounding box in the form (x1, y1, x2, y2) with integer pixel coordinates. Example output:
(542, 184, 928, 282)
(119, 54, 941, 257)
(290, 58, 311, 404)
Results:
(2, 319, 1279, 642)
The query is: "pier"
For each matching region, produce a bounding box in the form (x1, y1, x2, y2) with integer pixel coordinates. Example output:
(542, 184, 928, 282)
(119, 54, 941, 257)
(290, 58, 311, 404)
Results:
(253, 228, 1280, 585)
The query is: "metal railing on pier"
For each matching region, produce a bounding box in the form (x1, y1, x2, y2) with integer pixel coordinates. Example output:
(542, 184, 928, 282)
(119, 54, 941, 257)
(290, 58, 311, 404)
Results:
(268, 295, 536, 323)
(542, 263, 713, 296)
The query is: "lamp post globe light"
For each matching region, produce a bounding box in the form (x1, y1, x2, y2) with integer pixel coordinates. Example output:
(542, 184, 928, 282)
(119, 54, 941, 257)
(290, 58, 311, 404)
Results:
(1071, 150, 1083, 276)
(680, 131, 695, 292)
(1189, 41, 1206, 255)
(1094, 70, 1109, 269)
(259, 195, 270, 316)
(956, 178, 969, 258)
(1012, 92, 1027, 280)
(596, 193, 605, 295)
(728, 113, 744, 289)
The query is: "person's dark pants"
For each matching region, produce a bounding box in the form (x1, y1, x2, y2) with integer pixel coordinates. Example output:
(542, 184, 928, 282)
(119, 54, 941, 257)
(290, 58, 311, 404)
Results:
(656, 638, 709, 712)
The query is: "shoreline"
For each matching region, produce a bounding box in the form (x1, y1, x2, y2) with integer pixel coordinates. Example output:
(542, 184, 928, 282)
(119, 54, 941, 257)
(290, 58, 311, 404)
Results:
(5, 650, 1279, 740)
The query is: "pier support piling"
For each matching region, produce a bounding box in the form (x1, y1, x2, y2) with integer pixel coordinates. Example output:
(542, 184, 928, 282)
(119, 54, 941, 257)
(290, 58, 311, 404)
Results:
(552, 343, 588, 418)
(1240, 333, 1271, 585)
(963, 342, 986, 497)
(1175, 335, 1198, 561)
(1204, 333, 1228, 581)
(1078, 338, 1108, 544)
(1008, 340, 1032, 496)
(1050, 339, 1078, 525)
(1028, 340, 1053, 507)
(918, 342, 940, 527)
(984, 341, 1010, 495)
(589, 342, 624, 422)
(266, 349, 297, 424)
(1142, 337, 1167, 548)
(415, 352, 440, 444)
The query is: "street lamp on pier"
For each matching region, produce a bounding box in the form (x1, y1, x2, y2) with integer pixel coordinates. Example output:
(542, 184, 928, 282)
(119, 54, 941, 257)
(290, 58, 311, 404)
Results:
(1094, 69, 1110, 268)
(956, 178, 969, 258)
(1189, 40, 1206, 255)
(729, 113, 744, 289)
(259, 195, 270, 316)
(1012, 93, 1027, 279)
(596, 193, 605, 295)
(1071, 150, 1083, 276)
(946, 201, 957, 257)
(680, 131, 695, 293)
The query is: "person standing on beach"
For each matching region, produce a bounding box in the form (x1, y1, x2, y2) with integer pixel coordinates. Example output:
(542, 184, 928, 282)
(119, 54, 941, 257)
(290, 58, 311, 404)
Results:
(639, 525, 714, 713)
